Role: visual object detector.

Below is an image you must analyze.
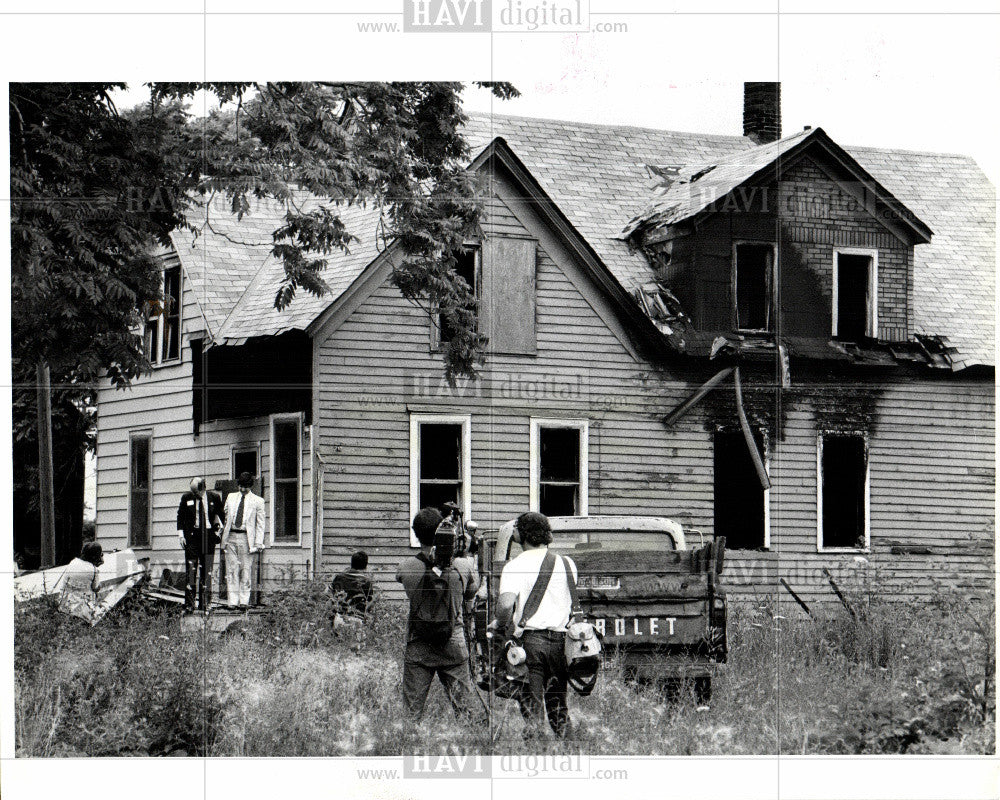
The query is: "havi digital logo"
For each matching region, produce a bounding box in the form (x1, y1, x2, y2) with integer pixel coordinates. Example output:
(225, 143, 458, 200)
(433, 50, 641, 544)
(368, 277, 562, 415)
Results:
(404, 0, 491, 31)
(403, 754, 491, 778)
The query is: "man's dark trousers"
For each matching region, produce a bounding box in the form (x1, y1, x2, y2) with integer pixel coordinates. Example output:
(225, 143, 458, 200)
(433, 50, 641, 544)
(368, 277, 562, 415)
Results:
(518, 629, 569, 737)
(402, 659, 477, 721)
(184, 539, 215, 611)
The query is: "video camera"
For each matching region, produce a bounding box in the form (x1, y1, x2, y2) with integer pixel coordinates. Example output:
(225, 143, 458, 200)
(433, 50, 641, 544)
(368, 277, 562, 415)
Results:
(433, 501, 480, 570)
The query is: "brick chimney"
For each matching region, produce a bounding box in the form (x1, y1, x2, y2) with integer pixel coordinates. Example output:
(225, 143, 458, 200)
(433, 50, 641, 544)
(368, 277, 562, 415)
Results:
(743, 82, 781, 144)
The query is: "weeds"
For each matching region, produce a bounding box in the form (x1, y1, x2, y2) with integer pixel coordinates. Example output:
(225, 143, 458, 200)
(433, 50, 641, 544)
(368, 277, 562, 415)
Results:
(14, 577, 995, 756)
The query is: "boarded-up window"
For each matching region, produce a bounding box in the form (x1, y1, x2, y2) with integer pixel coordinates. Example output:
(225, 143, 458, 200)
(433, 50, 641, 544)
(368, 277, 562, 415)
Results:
(481, 237, 537, 355)
(128, 432, 152, 547)
(271, 416, 300, 541)
(417, 423, 464, 512)
(820, 433, 868, 550)
(734, 243, 774, 331)
(439, 248, 479, 344)
(714, 428, 767, 550)
(834, 252, 875, 340)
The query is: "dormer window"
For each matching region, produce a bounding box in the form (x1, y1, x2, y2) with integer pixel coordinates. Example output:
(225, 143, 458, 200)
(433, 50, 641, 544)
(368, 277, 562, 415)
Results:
(833, 249, 877, 340)
(144, 263, 182, 365)
(733, 242, 775, 332)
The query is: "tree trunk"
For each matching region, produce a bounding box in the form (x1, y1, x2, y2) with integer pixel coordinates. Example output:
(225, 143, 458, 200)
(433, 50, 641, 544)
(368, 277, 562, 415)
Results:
(36, 359, 56, 568)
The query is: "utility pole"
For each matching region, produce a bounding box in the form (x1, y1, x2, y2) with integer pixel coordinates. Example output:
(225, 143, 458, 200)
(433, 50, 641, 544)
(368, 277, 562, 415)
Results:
(37, 359, 56, 568)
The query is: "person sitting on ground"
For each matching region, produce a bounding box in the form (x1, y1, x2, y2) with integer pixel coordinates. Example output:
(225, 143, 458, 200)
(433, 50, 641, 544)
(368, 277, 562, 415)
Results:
(331, 550, 376, 618)
(59, 541, 105, 624)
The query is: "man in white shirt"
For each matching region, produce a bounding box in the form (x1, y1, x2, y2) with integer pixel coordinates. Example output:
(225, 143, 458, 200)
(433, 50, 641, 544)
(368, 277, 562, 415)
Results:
(493, 512, 577, 738)
(221, 472, 266, 609)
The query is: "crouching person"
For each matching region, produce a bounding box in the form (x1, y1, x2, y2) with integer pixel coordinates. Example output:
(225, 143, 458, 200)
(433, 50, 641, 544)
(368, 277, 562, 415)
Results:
(59, 542, 105, 624)
(331, 551, 375, 633)
(493, 512, 577, 739)
(395, 508, 483, 724)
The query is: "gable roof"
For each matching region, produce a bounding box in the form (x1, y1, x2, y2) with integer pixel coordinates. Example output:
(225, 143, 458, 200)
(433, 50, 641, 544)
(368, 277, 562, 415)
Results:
(166, 112, 994, 368)
(462, 113, 992, 369)
(620, 126, 933, 245)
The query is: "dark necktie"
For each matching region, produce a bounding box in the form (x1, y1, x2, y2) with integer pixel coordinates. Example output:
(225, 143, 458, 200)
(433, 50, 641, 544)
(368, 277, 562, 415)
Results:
(234, 495, 246, 528)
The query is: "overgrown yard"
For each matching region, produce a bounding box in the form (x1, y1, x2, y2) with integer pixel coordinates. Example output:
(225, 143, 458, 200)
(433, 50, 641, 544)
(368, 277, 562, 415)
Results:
(14, 578, 995, 757)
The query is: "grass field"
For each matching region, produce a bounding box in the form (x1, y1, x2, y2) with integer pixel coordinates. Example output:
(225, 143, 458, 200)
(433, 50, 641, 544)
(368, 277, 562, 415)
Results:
(14, 575, 995, 757)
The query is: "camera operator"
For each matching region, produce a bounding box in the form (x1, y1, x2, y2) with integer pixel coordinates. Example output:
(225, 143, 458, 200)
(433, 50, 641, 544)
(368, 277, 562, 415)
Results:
(395, 507, 483, 723)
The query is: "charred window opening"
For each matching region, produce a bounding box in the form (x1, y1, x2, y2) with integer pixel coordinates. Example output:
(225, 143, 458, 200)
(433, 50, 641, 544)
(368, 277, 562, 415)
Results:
(713, 428, 767, 550)
(418, 422, 464, 513)
(232, 447, 261, 497)
(834, 252, 875, 340)
(734, 243, 774, 332)
(538, 426, 583, 517)
(128, 432, 152, 548)
(820, 433, 868, 550)
(438, 247, 479, 344)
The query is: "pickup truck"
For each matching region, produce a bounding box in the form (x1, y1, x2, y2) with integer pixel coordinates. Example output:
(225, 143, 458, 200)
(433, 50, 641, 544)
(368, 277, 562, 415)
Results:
(474, 515, 727, 701)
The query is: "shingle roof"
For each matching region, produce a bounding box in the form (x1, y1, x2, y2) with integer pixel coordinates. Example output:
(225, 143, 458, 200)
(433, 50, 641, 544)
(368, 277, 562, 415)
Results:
(619, 127, 814, 235)
(168, 112, 994, 368)
(464, 113, 994, 368)
(462, 113, 753, 292)
(171, 194, 385, 344)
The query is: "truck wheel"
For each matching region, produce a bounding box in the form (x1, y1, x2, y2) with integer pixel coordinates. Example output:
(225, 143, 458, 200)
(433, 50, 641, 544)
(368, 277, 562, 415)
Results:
(695, 677, 712, 705)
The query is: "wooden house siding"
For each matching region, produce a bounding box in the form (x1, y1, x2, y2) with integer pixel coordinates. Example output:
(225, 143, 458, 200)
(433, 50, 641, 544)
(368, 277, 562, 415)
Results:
(313, 170, 994, 604)
(94, 251, 315, 585)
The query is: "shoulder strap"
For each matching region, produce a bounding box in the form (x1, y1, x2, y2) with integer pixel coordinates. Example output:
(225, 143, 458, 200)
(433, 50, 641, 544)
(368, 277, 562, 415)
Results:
(518, 549, 557, 627)
(416, 552, 434, 570)
(562, 556, 582, 617)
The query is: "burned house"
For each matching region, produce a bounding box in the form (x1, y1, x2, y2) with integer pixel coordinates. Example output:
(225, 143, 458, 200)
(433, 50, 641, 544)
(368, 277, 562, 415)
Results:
(95, 84, 994, 602)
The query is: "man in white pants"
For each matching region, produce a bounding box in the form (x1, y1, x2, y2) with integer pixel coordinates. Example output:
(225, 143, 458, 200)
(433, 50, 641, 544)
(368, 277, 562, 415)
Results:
(221, 472, 266, 609)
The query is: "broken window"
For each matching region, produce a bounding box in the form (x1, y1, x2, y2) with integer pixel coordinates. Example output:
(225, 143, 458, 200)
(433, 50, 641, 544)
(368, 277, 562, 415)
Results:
(532, 421, 588, 517)
(834, 251, 875, 340)
(128, 432, 152, 547)
(438, 247, 479, 344)
(232, 446, 260, 493)
(734, 243, 774, 332)
(713, 428, 767, 550)
(145, 264, 182, 364)
(415, 420, 467, 516)
(162, 265, 181, 360)
(819, 433, 868, 550)
(271, 415, 301, 541)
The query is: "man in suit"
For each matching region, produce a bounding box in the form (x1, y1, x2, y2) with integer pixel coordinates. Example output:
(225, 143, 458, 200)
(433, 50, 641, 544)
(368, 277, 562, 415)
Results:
(176, 477, 225, 613)
(221, 471, 266, 609)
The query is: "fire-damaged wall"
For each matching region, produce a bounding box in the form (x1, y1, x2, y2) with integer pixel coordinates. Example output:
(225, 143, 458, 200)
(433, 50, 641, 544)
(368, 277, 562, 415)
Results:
(644, 154, 915, 342)
(312, 163, 994, 606)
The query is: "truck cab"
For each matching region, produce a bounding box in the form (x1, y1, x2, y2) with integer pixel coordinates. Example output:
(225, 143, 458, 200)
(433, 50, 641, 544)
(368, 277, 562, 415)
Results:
(476, 515, 727, 698)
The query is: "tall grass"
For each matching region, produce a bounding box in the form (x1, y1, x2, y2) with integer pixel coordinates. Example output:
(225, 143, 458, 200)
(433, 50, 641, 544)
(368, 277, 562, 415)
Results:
(14, 577, 995, 756)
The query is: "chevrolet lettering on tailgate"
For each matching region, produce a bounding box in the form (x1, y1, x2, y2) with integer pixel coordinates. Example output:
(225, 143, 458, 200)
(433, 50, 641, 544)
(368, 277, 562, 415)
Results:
(478, 515, 728, 700)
